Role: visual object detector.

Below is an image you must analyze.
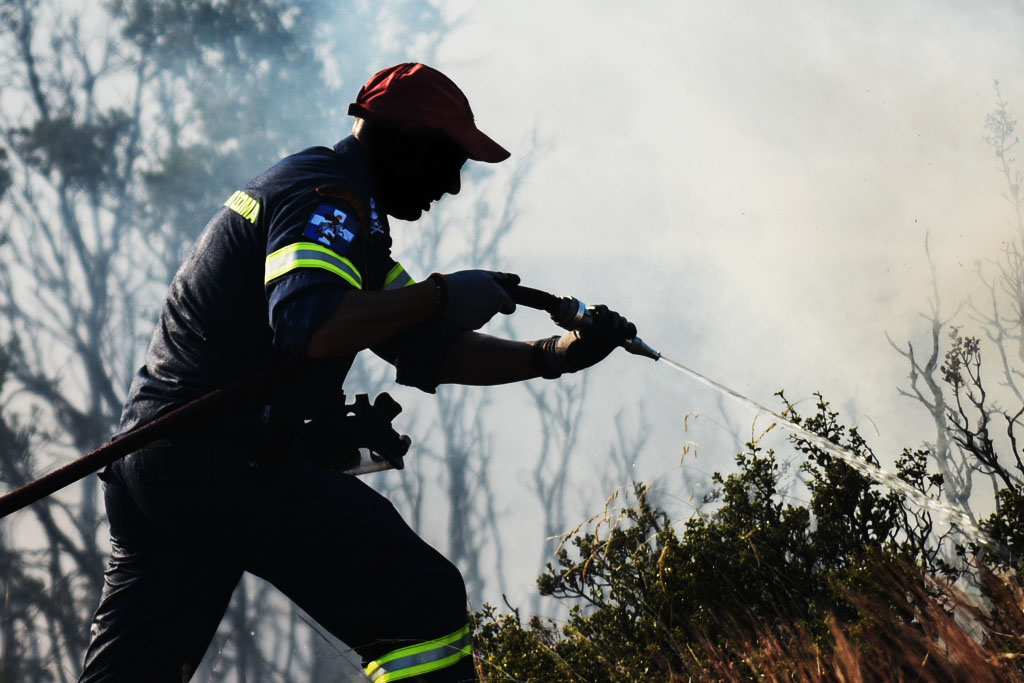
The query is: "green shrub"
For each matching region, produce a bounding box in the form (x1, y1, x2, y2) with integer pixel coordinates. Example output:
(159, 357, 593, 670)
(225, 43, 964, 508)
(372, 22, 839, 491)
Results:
(472, 396, 1023, 681)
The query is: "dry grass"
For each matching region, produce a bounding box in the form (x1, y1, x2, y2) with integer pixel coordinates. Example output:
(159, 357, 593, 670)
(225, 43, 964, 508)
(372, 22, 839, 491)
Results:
(694, 566, 1024, 683)
(474, 564, 1024, 682)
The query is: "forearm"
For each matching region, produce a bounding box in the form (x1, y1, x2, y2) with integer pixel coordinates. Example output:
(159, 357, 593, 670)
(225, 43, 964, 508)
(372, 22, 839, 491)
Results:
(306, 281, 437, 357)
(435, 332, 542, 385)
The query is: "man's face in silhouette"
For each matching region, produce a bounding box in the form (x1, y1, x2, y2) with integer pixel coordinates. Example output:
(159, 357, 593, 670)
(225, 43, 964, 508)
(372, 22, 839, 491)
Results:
(374, 126, 468, 222)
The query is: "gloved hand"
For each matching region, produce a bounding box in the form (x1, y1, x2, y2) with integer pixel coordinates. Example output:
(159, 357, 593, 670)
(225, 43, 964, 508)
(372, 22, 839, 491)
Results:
(533, 305, 636, 378)
(434, 270, 519, 330)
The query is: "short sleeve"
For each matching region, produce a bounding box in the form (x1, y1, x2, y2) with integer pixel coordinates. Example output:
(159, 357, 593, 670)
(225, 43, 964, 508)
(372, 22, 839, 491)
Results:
(265, 199, 366, 357)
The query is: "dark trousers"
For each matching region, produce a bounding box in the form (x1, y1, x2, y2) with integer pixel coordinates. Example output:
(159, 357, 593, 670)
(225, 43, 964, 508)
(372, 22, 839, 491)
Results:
(79, 435, 475, 682)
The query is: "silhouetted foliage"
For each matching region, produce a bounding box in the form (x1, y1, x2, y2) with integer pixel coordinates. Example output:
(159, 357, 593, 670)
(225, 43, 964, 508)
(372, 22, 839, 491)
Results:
(471, 390, 1024, 680)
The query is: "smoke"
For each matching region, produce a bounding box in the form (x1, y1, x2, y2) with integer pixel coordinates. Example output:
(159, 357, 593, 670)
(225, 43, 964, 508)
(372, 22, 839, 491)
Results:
(432, 0, 1024, 449)
(384, 0, 1024, 599)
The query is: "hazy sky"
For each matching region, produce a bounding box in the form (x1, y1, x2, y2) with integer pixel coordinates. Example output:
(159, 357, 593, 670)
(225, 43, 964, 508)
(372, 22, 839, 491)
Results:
(408, 0, 1024, 445)
(371, 0, 1024, 597)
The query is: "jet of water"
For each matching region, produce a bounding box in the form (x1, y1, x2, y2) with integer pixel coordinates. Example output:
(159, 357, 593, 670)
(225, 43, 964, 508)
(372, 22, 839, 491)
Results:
(657, 354, 1003, 554)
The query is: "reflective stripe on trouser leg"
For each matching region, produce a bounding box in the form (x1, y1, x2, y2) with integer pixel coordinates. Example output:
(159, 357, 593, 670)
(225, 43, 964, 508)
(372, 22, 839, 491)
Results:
(364, 624, 472, 682)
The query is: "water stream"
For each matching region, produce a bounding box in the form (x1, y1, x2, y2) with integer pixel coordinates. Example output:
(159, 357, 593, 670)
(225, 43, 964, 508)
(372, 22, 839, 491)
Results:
(656, 353, 1001, 552)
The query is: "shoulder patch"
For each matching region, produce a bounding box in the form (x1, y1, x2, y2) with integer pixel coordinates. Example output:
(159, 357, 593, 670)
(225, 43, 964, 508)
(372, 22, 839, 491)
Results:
(303, 204, 360, 254)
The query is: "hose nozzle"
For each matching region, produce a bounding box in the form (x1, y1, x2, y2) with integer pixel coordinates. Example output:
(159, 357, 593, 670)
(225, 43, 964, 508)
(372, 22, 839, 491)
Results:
(508, 285, 661, 361)
(548, 295, 660, 360)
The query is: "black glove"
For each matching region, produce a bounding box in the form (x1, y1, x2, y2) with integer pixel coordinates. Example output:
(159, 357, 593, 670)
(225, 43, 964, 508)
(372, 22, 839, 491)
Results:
(434, 270, 519, 330)
(532, 305, 636, 378)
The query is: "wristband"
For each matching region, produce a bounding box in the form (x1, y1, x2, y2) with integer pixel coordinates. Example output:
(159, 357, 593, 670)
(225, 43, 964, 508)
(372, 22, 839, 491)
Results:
(531, 336, 564, 379)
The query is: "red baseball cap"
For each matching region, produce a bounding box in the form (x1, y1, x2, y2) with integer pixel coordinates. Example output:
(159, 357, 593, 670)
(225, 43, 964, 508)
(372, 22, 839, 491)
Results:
(348, 63, 510, 163)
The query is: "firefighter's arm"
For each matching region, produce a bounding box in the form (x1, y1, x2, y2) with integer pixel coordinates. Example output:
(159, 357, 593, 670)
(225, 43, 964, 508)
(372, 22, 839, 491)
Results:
(434, 304, 635, 386)
(434, 333, 541, 385)
(306, 282, 436, 357)
(306, 270, 518, 358)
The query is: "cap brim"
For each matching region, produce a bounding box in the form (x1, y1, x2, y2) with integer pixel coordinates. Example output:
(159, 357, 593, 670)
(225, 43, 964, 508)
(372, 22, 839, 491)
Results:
(448, 127, 510, 163)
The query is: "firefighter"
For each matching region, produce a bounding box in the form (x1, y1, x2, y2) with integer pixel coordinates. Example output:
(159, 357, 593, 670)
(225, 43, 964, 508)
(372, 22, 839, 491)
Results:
(80, 63, 634, 682)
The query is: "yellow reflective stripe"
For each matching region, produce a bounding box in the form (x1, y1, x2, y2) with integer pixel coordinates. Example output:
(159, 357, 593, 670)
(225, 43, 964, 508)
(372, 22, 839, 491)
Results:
(383, 263, 415, 290)
(224, 190, 260, 224)
(264, 242, 362, 289)
(369, 644, 472, 682)
(364, 625, 471, 682)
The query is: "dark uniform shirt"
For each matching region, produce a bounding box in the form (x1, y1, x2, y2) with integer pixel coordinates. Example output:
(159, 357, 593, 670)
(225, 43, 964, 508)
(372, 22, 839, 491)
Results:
(118, 136, 462, 441)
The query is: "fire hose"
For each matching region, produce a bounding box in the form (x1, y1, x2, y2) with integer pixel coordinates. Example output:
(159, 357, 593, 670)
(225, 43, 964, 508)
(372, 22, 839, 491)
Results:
(0, 283, 989, 553)
(0, 285, 651, 519)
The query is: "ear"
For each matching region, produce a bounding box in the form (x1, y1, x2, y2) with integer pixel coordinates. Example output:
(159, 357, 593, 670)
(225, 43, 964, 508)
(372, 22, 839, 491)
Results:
(396, 123, 425, 150)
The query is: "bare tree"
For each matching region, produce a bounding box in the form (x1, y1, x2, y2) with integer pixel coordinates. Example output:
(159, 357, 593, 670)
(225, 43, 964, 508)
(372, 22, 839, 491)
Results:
(890, 83, 1024, 556)
(888, 235, 973, 518)
(0, 3, 157, 675)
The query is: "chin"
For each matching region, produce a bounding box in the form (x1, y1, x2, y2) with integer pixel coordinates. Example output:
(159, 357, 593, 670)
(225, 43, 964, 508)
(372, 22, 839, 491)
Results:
(389, 207, 423, 222)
